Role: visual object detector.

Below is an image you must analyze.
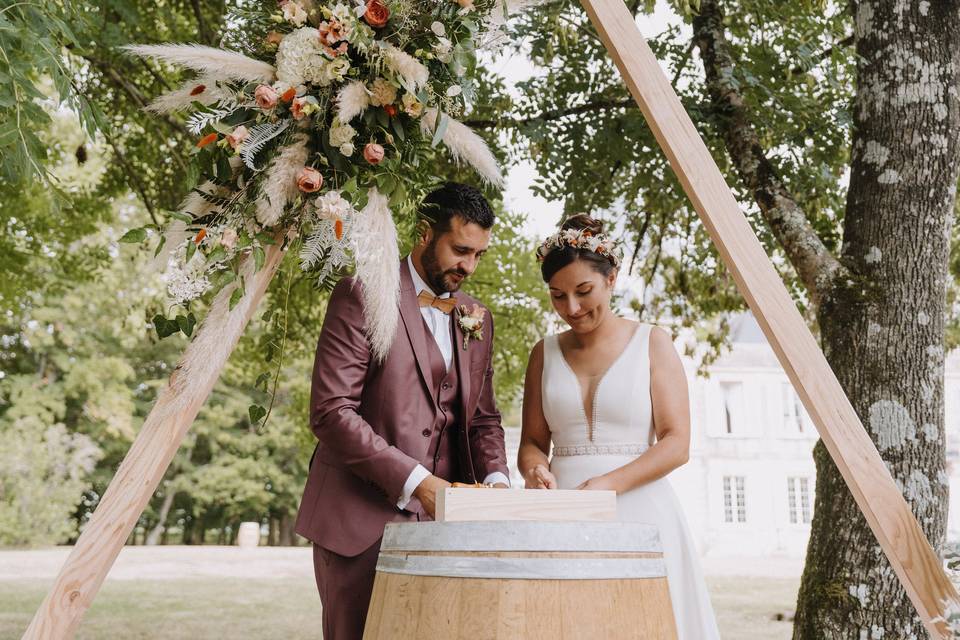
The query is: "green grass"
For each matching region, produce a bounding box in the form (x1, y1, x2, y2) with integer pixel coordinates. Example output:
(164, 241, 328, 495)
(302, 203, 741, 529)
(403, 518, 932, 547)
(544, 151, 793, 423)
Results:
(2, 575, 799, 639)
(0, 578, 321, 640)
(707, 576, 799, 640)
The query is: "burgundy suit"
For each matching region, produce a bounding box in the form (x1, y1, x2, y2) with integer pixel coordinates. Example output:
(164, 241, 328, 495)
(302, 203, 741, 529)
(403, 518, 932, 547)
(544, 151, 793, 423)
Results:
(295, 259, 508, 639)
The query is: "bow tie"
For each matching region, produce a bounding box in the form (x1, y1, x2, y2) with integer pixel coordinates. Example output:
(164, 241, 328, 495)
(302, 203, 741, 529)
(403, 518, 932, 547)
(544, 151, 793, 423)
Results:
(417, 290, 457, 314)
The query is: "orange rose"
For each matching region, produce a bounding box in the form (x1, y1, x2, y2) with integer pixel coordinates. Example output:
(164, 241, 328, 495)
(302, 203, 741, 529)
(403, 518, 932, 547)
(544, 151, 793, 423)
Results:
(363, 143, 385, 164)
(280, 87, 297, 102)
(297, 167, 323, 193)
(383, 104, 398, 117)
(363, 0, 390, 27)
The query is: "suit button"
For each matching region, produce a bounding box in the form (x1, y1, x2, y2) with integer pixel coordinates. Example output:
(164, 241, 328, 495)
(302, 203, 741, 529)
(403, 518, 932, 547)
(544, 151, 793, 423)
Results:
(422, 428, 431, 437)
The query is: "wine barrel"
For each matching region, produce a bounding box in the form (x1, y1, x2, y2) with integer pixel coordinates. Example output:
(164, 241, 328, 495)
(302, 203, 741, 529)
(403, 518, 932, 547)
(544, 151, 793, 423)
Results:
(363, 521, 677, 639)
(236, 521, 260, 548)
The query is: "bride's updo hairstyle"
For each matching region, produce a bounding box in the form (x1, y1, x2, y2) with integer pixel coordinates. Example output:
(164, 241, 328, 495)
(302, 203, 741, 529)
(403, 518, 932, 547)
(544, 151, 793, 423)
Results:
(538, 214, 621, 283)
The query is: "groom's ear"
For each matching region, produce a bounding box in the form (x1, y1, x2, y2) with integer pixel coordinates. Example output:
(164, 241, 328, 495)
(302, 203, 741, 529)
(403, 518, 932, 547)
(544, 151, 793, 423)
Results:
(416, 220, 433, 246)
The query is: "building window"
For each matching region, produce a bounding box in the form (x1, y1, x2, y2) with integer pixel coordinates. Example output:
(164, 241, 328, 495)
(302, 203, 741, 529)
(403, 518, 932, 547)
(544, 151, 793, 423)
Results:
(720, 381, 744, 435)
(782, 383, 807, 433)
(723, 475, 747, 523)
(787, 476, 812, 524)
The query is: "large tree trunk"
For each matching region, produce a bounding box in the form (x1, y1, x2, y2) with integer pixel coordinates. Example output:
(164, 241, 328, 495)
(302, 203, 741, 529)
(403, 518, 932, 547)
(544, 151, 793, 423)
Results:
(793, 1, 960, 636)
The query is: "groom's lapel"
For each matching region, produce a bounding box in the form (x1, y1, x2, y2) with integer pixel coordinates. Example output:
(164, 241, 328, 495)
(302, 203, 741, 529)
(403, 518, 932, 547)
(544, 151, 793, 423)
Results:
(398, 259, 435, 396)
(452, 294, 472, 421)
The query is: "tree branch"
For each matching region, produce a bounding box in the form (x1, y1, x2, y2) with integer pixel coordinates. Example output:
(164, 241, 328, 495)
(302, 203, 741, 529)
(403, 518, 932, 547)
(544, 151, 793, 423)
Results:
(465, 97, 636, 129)
(789, 34, 854, 77)
(83, 55, 192, 177)
(190, 0, 214, 46)
(692, 0, 845, 304)
(105, 136, 160, 227)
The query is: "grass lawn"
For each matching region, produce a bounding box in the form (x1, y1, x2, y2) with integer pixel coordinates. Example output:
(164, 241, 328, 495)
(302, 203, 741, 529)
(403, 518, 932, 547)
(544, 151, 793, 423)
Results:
(1, 577, 799, 639)
(0, 578, 322, 640)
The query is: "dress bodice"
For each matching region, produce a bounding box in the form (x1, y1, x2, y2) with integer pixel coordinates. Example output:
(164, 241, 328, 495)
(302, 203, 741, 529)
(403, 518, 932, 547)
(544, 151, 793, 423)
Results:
(541, 322, 655, 455)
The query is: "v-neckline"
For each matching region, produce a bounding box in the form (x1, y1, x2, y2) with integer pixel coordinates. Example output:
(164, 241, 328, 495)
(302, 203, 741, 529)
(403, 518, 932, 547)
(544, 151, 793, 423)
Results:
(556, 322, 643, 441)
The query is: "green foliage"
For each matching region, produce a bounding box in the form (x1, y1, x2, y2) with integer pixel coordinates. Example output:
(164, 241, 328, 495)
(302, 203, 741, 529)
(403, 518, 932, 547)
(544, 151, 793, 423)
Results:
(495, 0, 856, 335)
(469, 206, 551, 404)
(0, 416, 101, 546)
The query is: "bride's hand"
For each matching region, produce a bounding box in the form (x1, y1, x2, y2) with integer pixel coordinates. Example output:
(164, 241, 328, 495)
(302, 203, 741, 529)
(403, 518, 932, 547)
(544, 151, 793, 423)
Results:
(525, 464, 557, 490)
(576, 475, 618, 492)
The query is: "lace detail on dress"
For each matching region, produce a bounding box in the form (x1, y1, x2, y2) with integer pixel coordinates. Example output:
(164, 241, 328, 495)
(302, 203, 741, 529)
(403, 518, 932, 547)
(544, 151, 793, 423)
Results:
(552, 443, 650, 457)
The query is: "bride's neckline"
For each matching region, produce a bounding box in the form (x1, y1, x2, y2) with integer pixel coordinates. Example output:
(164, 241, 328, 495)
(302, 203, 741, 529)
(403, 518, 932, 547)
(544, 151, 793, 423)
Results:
(555, 322, 644, 440)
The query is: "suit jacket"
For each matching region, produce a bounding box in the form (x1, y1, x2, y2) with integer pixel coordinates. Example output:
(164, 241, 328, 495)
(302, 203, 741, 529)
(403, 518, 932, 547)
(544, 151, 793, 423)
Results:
(294, 259, 509, 556)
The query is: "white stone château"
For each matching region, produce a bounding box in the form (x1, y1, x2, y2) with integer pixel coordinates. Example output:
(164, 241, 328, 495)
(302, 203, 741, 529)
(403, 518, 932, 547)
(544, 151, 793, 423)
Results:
(504, 312, 960, 557)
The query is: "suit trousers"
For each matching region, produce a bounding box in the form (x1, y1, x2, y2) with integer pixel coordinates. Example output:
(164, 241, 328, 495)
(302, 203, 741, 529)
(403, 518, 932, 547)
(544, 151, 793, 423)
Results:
(313, 538, 382, 640)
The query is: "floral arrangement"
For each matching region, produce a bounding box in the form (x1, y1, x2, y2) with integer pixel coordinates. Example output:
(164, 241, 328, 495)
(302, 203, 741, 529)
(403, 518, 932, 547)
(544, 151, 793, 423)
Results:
(456, 303, 485, 349)
(124, 0, 506, 360)
(535, 227, 623, 268)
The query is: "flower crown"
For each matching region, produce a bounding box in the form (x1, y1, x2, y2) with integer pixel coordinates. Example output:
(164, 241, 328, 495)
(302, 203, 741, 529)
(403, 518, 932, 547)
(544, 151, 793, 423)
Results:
(536, 227, 622, 268)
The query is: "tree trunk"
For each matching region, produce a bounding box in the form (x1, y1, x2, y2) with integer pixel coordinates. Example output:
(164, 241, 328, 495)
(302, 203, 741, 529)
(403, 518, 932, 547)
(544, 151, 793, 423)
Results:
(145, 489, 176, 546)
(794, 1, 960, 636)
(268, 517, 278, 547)
(278, 513, 296, 547)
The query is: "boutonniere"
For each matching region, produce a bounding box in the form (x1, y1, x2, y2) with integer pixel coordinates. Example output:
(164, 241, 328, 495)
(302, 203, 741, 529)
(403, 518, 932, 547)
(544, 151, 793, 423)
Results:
(456, 303, 485, 350)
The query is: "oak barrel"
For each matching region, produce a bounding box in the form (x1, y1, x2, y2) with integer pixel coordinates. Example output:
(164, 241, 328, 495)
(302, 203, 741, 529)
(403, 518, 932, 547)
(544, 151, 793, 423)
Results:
(363, 521, 677, 639)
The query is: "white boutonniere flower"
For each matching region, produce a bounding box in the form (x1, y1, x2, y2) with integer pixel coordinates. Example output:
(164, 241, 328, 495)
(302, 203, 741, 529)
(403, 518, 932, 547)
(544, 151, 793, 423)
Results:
(456, 303, 485, 350)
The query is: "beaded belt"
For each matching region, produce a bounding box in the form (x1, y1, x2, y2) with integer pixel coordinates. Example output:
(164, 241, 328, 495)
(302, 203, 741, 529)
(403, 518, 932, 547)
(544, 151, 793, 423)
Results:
(552, 444, 650, 457)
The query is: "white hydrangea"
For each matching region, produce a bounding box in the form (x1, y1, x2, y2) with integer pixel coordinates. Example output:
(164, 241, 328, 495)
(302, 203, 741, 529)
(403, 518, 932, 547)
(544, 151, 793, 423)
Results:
(276, 27, 337, 87)
(329, 120, 357, 147)
(163, 249, 212, 304)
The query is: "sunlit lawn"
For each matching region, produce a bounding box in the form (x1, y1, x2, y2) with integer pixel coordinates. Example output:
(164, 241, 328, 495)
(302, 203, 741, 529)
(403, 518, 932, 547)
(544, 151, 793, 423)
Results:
(0, 549, 798, 639)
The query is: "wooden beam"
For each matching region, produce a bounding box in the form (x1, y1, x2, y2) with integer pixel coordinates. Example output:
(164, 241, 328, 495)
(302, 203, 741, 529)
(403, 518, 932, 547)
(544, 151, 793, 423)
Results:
(436, 488, 617, 522)
(23, 234, 288, 639)
(576, 0, 955, 635)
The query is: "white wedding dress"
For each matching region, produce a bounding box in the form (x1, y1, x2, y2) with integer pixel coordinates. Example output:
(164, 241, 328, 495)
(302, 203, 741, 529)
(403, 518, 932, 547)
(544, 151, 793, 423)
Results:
(542, 323, 721, 639)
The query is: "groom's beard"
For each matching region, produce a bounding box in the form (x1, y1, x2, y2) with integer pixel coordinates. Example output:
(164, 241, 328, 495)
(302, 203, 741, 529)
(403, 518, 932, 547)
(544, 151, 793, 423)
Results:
(422, 240, 468, 293)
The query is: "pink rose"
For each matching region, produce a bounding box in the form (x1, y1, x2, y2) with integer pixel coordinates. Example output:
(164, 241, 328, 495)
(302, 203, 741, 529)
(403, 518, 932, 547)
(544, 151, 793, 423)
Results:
(226, 125, 249, 150)
(363, 143, 385, 164)
(297, 167, 323, 193)
(265, 31, 284, 47)
(255, 84, 279, 110)
(291, 97, 308, 120)
(220, 228, 238, 250)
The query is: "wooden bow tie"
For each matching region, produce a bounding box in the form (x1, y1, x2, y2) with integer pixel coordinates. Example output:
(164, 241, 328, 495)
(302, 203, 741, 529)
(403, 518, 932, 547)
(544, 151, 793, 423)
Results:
(417, 290, 457, 314)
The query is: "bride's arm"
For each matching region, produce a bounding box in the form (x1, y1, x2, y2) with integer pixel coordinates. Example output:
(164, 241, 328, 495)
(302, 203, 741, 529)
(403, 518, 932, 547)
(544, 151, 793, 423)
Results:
(581, 326, 690, 494)
(518, 340, 557, 489)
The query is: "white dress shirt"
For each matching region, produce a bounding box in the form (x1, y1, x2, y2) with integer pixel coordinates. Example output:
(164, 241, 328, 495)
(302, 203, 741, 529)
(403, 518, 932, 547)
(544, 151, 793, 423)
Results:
(397, 256, 510, 509)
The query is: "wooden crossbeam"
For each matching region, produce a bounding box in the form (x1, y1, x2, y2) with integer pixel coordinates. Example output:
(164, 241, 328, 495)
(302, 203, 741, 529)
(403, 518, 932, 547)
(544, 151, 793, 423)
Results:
(436, 488, 617, 522)
(576, 0, 956, 635)
(23, 235, 289, 639)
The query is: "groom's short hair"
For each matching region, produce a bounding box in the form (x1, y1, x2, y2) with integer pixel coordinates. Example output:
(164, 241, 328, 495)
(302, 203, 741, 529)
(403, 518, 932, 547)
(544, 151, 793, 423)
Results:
(419, 182, 494, 235)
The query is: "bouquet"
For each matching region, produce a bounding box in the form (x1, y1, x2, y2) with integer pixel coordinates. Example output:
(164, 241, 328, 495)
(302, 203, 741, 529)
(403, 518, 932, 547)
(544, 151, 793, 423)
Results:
(126, 0, 506, 359)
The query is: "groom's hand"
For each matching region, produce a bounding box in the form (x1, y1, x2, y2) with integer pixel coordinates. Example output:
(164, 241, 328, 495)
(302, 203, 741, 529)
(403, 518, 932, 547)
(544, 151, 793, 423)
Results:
(413, 474, 452, 519)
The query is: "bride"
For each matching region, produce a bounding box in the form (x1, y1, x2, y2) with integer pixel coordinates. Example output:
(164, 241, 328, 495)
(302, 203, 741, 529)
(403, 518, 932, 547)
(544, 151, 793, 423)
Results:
(518, 215, 721, 639)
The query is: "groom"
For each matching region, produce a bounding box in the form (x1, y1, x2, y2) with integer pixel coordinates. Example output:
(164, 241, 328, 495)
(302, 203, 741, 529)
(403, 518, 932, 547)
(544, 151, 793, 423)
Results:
(295, 182, 510, 639)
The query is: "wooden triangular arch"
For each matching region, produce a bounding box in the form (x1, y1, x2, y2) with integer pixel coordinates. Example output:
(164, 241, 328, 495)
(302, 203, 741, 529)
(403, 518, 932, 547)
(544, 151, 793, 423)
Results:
(24, 1, 957, 637)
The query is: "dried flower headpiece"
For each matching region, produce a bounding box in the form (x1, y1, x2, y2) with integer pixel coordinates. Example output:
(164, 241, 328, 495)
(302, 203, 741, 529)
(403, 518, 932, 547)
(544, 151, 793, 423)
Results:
(535, 227, 622, 268)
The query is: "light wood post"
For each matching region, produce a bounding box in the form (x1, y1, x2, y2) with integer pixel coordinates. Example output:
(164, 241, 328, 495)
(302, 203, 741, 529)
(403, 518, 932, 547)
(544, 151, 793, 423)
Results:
(577, 0, 955, 635)
(23, 235, 288, 639)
